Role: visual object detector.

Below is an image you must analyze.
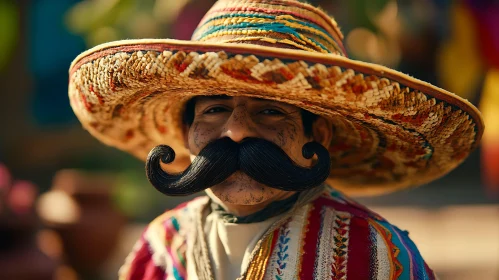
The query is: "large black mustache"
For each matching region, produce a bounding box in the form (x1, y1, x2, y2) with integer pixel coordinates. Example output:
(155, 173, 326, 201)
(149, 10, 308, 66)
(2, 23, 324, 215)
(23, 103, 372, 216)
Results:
(146, 137, 331, 196)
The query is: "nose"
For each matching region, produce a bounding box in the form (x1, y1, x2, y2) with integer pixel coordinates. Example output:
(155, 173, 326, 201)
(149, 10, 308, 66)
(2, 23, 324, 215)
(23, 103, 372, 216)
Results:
(221, 105, 257, 142)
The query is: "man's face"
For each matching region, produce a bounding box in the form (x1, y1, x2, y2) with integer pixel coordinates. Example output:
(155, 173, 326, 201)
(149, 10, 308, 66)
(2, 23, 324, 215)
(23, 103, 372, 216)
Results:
(185, 96, 315, 206)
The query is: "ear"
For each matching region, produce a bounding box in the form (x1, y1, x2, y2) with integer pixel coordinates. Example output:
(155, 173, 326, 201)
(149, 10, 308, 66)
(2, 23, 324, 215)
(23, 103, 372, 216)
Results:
(312, 117, 333, 147)
(182, 124, 190, 149)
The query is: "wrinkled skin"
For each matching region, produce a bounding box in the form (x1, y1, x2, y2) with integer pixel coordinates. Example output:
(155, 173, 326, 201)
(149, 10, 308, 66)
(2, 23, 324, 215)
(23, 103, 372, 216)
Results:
(183, 96, 332, 216)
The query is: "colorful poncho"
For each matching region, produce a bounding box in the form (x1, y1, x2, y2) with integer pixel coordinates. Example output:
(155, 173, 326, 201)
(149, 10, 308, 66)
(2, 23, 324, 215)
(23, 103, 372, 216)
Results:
(119, 186, 436, 280)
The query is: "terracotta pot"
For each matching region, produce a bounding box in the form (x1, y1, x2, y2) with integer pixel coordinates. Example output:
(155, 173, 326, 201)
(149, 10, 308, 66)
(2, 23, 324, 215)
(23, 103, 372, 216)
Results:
(39, 170, 127, 274)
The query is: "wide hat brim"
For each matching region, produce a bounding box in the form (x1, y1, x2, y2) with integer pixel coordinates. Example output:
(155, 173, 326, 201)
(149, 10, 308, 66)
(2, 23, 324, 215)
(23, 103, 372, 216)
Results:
(69, 39, 483, 196)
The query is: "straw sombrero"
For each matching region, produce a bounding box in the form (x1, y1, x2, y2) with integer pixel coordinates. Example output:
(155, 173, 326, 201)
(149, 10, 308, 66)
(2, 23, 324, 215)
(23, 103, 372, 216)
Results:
(68, 0, 483, 196)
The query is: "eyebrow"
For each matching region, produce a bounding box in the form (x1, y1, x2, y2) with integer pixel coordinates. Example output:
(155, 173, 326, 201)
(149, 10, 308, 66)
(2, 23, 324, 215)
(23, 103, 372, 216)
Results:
(195, 95, 277, 103)
(193, 95, 300, 114)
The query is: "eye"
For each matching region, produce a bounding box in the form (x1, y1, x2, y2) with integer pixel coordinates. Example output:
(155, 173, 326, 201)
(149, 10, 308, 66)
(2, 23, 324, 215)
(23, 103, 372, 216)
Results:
(260, 109, 284, 115)
(204, 106, 229, 114)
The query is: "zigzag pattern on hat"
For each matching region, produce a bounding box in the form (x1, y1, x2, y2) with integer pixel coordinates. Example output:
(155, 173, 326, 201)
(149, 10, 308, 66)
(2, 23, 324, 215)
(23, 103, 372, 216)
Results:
(69, 45, 479, 194)
(68, 0, 483, 195)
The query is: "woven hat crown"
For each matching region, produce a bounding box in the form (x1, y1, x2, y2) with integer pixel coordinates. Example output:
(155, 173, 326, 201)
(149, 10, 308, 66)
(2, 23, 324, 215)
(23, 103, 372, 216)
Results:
(67, 0, 483, 195)
(192, 0, 347, 55)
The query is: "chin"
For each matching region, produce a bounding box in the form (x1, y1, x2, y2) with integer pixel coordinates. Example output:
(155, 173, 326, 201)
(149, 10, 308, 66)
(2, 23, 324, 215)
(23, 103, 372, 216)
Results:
(207, 172, 277, 206)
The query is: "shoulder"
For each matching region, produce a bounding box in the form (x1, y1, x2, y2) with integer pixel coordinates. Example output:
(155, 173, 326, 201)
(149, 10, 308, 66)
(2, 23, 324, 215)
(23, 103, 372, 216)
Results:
(118, 196, 209, 280)
(138, 195, 209, 246)
(149, 195, 209, 230)
(312, 187, 437, 280)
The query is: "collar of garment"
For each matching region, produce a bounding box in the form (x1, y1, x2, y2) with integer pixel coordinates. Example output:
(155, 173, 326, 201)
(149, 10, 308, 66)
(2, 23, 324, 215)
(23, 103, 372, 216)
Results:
(210, 192, 300, 224)
(208, 184, 326, 224)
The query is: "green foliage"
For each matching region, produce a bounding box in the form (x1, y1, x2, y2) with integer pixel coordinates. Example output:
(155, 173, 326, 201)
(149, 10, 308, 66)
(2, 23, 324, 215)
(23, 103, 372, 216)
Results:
(0, 0, 18, 70)
(341, 0, 390, 31)
(65, 0, 188, 47)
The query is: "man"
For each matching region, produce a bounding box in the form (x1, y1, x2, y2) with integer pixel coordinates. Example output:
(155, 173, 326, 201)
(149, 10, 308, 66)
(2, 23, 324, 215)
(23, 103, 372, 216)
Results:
(68, 0, 483, 279)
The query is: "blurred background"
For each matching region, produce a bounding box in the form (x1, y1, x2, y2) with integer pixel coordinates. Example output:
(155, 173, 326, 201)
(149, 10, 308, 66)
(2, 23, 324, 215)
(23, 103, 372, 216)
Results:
(0, 0, 498, 279)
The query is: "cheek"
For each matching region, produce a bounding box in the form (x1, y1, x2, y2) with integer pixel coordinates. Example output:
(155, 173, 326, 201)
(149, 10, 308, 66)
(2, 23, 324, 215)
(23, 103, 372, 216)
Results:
(287, 139, 311, 166)
(266, 124, 310, 166)
(188, 122, 219, 153)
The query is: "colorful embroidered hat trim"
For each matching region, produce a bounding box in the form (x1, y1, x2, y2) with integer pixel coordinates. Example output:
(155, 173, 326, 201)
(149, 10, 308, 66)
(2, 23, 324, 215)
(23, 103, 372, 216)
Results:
(68, 0, 483, 196)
